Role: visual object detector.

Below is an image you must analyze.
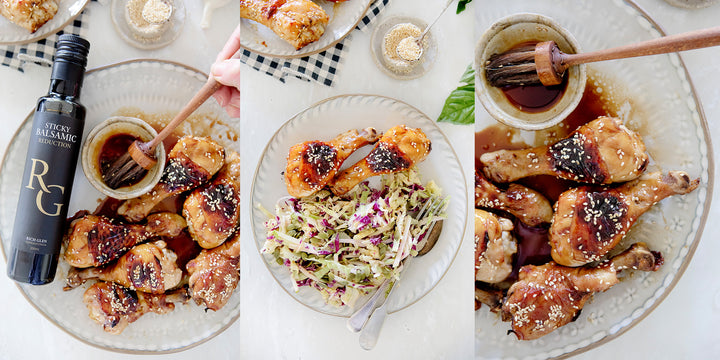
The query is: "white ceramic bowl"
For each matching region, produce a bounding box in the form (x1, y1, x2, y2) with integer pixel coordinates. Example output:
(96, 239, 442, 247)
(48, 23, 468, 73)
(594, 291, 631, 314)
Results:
(475, 13, 587, 130)
(81, 116, 165, 200)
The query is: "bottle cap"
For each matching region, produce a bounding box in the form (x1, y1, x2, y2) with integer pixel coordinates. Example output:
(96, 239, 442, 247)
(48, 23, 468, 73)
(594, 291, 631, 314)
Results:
(55, 34, 90, 68)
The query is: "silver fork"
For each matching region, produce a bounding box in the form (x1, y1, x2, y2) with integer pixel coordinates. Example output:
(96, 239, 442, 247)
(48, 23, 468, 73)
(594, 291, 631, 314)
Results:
(346, 196, 446, 346)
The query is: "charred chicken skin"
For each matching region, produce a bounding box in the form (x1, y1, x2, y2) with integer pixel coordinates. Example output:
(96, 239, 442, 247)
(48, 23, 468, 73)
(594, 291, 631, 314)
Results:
(118, 136, 225, 222)
(480, 117, 648, 184)
(550, 171, 699, 267)
(63, 212, 186, 268)
(330, 125, 431, 196)
(184, 151, 241, 249)
(187, 230, 240, 311)
(503, 243, 663, 340)
(240, 0, 329, 50)
(83, 281, 190, 335)
(65, 240, 183, 294)
(285, 127, 379, 198)
(475, 209, 517, 284)
(475, 171, 553, 226)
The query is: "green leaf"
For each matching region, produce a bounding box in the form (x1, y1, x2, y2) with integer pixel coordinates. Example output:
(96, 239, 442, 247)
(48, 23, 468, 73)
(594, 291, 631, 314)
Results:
(456, 0, 473, 14)
(437, 65, 475, 125)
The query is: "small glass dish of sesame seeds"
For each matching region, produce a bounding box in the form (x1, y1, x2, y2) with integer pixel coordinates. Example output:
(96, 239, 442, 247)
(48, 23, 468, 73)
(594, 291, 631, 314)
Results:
(110, 0, 186, 50)
(370, 15, 438, 80)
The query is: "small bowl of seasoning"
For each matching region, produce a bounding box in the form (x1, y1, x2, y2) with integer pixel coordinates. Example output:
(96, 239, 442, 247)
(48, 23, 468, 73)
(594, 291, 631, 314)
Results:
(371, 16, 438, 80)
(81, 116, 166, 200)
(111, 0, 186, 50)
(475, 13, 586, 130)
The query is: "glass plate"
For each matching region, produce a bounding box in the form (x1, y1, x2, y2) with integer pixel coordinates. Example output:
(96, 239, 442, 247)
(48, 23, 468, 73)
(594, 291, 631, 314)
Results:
(250, 94, 468, 317)
(240, 0, 372, 58)
(474, 1, 713, 359)
(0, 60, 239, 353)
(0, 0, 90, 45)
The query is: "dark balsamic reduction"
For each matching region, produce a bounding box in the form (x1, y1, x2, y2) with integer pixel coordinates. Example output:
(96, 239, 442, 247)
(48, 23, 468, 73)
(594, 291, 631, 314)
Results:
(164, 231, 202, 273)
(502, 80, 567, 114)
(499, 41, 568, 113)
(476, 79, 611, 276)
(99, 133, 146, 188)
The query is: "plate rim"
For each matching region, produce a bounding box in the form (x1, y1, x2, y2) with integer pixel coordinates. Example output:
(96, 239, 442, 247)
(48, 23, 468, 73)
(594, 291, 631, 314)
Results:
(0, 59, 240, 355)
(249, 93, 469, 317)
(0, 0, 91, 46)
(473, 0, 715, 358)
(240, 0, 373, 59)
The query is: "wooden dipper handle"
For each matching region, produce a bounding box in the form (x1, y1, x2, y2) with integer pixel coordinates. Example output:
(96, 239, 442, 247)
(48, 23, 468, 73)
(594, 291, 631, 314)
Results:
(560, 26, 720, 68)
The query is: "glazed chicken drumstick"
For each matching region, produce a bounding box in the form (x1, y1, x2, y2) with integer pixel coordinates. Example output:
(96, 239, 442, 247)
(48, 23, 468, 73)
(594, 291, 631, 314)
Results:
(475, 209, 517, 284)
(285, 127, 379, 198)
(65, 240, 183, 294)
(63, 212, 186, 268)
(240, 0, 329, 50)
(475, 171, 553, 226)
(184, 151, 241, 249)
(84, 281, 190, 335)
(187, 230, 240, 311)
(118, 136, 225, 222)
(480, 117, 648, 184)
(330, 125, 431, 196)
(503, 242, 663, 340)
(550, 171, 699, 267)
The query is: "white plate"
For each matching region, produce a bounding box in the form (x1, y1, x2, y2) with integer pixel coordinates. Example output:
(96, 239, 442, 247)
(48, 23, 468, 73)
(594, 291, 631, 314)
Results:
(474, 1, 713, 359)
(250, 94, 468, 317)
(0, 0, 90, 45)
(240, 0, 372, 58)
(0, 60, 239, 353)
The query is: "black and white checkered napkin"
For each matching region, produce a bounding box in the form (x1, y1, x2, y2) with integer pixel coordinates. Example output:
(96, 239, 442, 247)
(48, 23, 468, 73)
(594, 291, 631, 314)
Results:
(241, 0, 389, 87)
(1, 3, 92, 72)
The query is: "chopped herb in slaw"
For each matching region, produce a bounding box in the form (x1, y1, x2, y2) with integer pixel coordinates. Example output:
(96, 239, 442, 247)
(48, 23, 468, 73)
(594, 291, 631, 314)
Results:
(261, 167, 446, 307)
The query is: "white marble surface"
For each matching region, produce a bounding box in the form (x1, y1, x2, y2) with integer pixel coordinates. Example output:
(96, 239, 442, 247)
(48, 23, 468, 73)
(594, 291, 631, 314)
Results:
(0, 0, 239, 359)
(239, 1, 475, 359)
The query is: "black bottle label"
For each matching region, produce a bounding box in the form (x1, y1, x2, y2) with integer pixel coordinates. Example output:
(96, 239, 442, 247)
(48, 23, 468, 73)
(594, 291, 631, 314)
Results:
(11, 111, 83, 256)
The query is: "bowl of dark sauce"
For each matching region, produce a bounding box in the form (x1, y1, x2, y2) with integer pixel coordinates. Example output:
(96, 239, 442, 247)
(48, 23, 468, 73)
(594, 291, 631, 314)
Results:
(81, 116, 165, 199)
(475, 13, 586, 130)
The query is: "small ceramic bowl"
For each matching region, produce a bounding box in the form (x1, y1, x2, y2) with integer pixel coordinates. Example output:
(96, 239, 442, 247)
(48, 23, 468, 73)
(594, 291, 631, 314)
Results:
(475, 13, 587, 130)
(81, 116, 165, 199)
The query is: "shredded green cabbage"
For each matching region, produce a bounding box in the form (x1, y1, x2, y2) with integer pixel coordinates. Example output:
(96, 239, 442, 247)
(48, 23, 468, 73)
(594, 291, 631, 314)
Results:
(261, 167, 446, 308)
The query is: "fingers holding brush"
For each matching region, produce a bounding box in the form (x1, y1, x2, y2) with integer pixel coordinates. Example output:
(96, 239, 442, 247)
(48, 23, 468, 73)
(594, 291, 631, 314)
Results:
(211, 25, 241, 118)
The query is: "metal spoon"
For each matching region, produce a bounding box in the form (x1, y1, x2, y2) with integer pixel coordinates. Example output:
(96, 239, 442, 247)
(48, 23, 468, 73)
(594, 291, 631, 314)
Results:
(396, 0, 455, 62)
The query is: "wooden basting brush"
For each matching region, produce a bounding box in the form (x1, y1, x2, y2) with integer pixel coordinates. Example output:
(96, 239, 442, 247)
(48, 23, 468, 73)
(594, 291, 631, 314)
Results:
(485, 26, 720, 88)
(102, 76, 224, 189)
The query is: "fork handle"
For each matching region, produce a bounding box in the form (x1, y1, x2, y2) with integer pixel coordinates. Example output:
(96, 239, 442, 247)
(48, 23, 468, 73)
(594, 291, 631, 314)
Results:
(359, 300, 390, 350)
(562, 26, 720, 68)
(347, 279, 390, 333)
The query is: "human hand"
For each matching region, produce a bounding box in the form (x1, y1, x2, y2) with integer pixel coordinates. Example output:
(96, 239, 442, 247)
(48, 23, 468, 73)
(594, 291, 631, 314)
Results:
(211, 25, 241, 118)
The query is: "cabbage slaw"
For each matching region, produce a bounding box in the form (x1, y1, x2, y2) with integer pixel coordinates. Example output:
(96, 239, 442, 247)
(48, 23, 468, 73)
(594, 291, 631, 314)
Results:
(261, 167, 446, 307)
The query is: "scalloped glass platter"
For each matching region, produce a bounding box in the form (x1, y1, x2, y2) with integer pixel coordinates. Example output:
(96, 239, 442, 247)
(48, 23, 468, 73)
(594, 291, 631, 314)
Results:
(240, 0, 372, 58)
(474, 1, 712, 359)
(250, 95, 468, 317)
(0, 0, 90, 45)
(0, 60, 240, 353)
